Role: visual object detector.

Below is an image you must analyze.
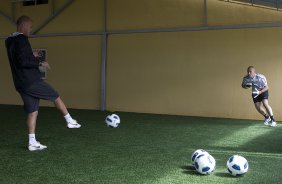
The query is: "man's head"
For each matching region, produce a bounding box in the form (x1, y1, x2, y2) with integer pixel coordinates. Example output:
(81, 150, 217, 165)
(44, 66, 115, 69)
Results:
(17, 16, 33, 36)
(247, 66, 256, 78)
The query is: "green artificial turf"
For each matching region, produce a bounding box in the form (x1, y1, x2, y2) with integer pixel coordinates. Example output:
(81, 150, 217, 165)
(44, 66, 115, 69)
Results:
(0, 105, 281, 184)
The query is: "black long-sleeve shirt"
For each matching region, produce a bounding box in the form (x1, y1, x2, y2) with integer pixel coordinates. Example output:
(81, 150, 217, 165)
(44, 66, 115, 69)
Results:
(5, 32, 42, 92)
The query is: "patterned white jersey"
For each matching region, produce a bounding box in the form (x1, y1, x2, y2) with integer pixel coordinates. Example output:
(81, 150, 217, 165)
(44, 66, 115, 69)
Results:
(242, 73, 268, 92)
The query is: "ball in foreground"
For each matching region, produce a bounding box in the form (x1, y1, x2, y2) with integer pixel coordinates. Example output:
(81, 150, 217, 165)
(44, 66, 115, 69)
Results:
(227, 155, 248, 176)
(194, 154, 216, 175)
(191, 149, 209, 166)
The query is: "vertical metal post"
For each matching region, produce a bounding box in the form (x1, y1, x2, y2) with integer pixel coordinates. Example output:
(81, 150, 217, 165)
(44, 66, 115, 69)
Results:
(11, 2, 15, 22)
(204, 0, 208, 26)
(100, 0, 108, 111)
(276, 0, 279, 11)
(101, 34, 107, 111)
(51, 0, 55, 15)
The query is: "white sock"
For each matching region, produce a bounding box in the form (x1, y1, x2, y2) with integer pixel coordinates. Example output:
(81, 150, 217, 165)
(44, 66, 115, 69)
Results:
(64, 113, 73, 122)
(29, 134, 37, 145)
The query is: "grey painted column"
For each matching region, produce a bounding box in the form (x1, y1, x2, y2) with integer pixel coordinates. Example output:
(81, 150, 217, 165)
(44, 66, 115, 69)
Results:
(100, 33, 107, 111)
(204, 0, 208, 26)
(100, 0, 108, 111)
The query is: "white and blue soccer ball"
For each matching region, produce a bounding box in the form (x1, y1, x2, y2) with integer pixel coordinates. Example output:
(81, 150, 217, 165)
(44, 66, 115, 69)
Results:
(105, 114, 120, 128)
(191, 149, 209, 166)
(227, 155, 248, 176)
(194, 154, 216, 175)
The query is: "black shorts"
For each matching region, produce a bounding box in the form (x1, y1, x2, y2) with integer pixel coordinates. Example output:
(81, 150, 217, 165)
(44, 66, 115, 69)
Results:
(20, 81, 59, 113)
(252, 90, 269, 103)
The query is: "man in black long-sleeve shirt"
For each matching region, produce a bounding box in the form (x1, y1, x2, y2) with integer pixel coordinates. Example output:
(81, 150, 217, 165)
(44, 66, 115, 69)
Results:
(5, 16, 82, 151)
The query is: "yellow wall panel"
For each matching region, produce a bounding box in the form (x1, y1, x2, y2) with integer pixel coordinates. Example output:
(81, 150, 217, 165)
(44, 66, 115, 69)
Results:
(29, 36, 102, 109)
(0, 16, 15, 36)
(14, 3, 51, 29)
(38, 0, 104, 34)
(107, 0, 205, 30)
(0, 36, 102, 110)
(107, 28, 282, 120)
(1, 0, 282, 119)
(0, 1, 12, 16)
(54, 0, 69, 12)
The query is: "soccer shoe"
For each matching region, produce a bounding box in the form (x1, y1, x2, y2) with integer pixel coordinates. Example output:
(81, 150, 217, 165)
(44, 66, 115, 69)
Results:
(28, 142, 47, 151)
(264, 117, 271, 126)
(270, 121, 277, 127)
(67, 119, 81, 128)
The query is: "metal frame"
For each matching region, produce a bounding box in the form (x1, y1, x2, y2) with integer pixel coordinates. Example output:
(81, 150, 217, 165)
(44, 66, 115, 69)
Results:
(108, 22, 282, 35)
(100, 0, 108, 111)
(3, 21, 282, 40)
(30, 32, 103, 38)
(227, 0, 282, 11)
(204, 0, 208, 26)
(0, 10, 16, 25)
(51, 0, 55, 15)
(11, 0, 35, 2)
(11, 1, 16, 22)
(32, 0, 74, 34)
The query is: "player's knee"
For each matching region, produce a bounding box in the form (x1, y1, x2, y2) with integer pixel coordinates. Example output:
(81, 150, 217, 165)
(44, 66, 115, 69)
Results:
(54, 96, 61, 102)
(262, 102, 270, 109)
(28, 111, 38, 117)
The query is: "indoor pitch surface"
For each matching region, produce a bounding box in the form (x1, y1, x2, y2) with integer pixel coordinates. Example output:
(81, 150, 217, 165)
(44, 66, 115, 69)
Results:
(0, 105, 281, 184)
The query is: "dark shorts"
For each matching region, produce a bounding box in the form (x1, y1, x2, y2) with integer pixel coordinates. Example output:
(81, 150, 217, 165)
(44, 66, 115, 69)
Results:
(20, 81, 59, 113)
(252, 90, 269, 103)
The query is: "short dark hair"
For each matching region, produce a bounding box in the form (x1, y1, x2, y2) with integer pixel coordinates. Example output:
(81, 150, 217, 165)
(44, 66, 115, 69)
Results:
(16, 15, 32, 27)
(247, 66, 255, 72)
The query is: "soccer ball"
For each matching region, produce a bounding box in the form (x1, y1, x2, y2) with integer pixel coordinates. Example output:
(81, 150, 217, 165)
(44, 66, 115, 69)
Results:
(191, 149, 209, 166)
(194, 154, 216, 175)
(111, 114, 120, 124)
(105, 114, 120, 128)
(227, 155, 248, 176)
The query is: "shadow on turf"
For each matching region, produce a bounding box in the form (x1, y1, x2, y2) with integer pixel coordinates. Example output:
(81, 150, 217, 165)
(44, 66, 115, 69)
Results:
(181, 166, 237, 178)
(180, 165, 204, 176)
(215, 172, 235, 178)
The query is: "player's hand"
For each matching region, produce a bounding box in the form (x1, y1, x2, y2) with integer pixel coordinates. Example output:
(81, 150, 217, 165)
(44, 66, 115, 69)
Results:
(33, 50, 42, 58)
(41, 61, 51, 70)
(242, 83, 251, 89)
(252, 88, 260, 98)
(245, 83, 252, 88)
